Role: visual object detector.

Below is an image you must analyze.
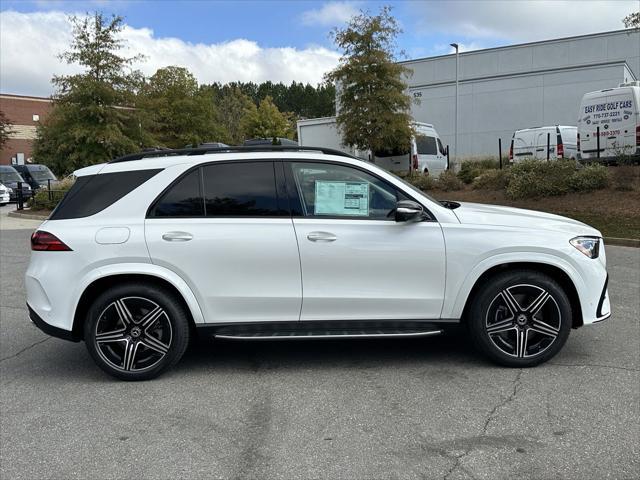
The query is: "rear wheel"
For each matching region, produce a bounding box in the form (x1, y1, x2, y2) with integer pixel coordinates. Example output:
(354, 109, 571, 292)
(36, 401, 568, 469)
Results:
(84, 283, 190, 380)
(467, 270, 572, 367)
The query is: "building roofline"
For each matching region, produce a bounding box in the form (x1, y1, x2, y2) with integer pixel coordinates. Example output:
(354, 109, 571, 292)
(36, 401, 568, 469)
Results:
(0, 93, 52, 103)
(399, 28, 638, 65)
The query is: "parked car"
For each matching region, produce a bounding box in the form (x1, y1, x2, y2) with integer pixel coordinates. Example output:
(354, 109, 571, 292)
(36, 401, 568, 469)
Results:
(244, 137, 298, 146)
(0, 182, 10, 205)
(509, 126, 577, 163)
(26, 146, 610, 380)
(577, 81, 640, 163)
(13, 164, 58, 191)
(0, 165, 32, 201)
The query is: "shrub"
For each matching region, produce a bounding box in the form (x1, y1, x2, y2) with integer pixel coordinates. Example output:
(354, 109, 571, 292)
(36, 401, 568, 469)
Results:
(406, 173, 437, 191)
(472, 169, 512, 190)
(436, 170, 464, 191)
(457, 158, 500, 184)
(568, 164, 609, 192)
(27, 178, 74, 211)
(505, 159, 576, 199)
(611, 165, 640, 191)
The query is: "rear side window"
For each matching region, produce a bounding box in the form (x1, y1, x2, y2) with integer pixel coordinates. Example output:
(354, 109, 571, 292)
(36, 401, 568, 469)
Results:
(50, 169, 161, 220)
(416, 135, 437, 155)
(202, 162, 284, 216)
(148, 161, 285, 218)
(150, 169, 204, 217)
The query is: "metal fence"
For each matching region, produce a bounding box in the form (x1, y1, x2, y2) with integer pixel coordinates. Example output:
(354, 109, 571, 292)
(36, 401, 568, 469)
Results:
(16, 179, 66, 211)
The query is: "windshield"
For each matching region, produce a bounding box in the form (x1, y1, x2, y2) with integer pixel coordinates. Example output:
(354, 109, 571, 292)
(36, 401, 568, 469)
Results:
(0, 168, 25, 183)
(28, 166, 57, 181)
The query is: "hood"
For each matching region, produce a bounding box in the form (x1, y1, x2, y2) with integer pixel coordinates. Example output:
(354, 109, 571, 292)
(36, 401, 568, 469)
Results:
(452, 202, 601, 237)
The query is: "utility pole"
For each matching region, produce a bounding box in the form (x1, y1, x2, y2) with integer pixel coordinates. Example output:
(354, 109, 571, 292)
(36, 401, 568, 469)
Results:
(450, 43, 459, 164)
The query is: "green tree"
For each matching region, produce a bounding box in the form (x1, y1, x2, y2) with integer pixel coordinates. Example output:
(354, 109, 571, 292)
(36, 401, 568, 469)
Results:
(33, 13, 147, 174)
(214, 85, 255, 145)
(140, 66, 224, 148)
(0, 110, 13, 149)
(242, 96, 294, 140)
(326, 6, 413, 158)
(623, 10, 640, 28)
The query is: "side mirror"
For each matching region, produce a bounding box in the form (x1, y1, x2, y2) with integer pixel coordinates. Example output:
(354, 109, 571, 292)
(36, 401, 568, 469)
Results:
(394, 200, 424, 222)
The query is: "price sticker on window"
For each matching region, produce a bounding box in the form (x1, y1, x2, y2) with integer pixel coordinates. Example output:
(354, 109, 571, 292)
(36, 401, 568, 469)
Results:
(314, 181, 369, 216)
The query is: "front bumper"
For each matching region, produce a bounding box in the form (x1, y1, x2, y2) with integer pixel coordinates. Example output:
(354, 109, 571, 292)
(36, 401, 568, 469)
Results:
(28, 303, 79, 342)
(593, 275, 611, 323)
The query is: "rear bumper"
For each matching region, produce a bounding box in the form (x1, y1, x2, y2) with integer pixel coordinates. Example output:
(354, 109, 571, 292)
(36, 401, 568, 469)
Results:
(28, 303, 79, 342)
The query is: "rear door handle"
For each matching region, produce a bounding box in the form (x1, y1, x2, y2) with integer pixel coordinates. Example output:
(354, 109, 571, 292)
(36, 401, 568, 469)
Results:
(307, 231, 337, 242)
(162, 231, 193, 242)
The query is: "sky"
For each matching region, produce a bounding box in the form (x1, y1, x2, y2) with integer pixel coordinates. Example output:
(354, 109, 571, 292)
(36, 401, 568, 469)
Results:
(1, 0, 638, 96)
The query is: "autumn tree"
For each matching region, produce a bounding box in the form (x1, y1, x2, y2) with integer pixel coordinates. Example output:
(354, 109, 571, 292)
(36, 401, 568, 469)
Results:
(33, 13, 148, 174)
(241, 96, 294, 141)
(326, 6, 413, 159)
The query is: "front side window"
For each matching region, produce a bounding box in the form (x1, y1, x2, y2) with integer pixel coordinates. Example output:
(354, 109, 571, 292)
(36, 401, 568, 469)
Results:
(289, 162, 402, 220)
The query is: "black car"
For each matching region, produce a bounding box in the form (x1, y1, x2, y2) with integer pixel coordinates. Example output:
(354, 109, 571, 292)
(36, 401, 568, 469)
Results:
(0, 165, 32, 201)
(13, 164, 57, 191)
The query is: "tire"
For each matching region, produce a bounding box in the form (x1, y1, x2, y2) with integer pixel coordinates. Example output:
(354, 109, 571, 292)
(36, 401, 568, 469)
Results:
(84, 282, 190, 381)
(467, 270, 572, 367)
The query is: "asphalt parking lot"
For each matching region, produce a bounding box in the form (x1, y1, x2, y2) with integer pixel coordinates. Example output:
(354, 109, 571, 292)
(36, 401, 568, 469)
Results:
(1, 206, 639, 480)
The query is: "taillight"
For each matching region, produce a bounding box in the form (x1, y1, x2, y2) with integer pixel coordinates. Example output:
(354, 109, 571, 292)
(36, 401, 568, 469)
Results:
(509, 140, 513, 162)
(557, 142, 564, 158)
(636, 125, 640, 146)
(412, 154, 418, 170)
(31, 231, 72, 251)
(577, 133, 580, 152)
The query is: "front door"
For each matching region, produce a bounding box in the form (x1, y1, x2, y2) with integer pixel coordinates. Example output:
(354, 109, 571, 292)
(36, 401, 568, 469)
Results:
(285, 161, 446, 321)
(145, 161, 302, 323)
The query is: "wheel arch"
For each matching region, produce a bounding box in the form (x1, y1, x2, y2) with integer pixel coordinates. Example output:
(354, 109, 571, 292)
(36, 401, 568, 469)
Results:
(72, 271, 203, 340)
(459, 262, 583, 329)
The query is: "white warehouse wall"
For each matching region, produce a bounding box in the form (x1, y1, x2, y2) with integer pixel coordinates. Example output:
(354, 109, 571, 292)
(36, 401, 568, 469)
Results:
(403, 30, 640, 158)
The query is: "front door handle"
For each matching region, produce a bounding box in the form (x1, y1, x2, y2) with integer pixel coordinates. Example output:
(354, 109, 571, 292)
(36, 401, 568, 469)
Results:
(307, 231, 337, 242)
(162, 231, 193, 242)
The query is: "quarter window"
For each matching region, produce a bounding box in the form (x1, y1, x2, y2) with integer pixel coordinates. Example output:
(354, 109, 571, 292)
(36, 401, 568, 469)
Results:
(289, 162, 403, 220)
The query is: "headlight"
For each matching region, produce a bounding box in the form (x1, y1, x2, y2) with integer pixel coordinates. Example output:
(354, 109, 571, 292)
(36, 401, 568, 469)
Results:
(570, 236, 600, 258)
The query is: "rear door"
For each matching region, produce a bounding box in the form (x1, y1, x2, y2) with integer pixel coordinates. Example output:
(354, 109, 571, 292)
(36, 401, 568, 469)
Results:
(285, 160, 446, 321)
(145, 161, 302, 323)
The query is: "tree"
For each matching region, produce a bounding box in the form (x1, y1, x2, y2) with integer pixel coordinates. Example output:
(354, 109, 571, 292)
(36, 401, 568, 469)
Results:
(33, 13, 147, 174)
(241, 96, 294, 140)
(0, 110, 13, 149)
(214, 85, 255, 145)
(326, 6, 413, 158)
(140, 66, 224, 148)
(623, 10, 640, 28)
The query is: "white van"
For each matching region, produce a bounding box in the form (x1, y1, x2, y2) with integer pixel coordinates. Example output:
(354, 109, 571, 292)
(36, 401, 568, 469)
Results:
(374, 122, 449, 176)
(577, 82, 640, 162)
(508, 125, 577, 163)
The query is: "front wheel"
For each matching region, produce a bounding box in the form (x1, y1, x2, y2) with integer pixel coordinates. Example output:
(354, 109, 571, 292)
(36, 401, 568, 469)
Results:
(467, 270, 572, 367)
(84, 283, 190, 380)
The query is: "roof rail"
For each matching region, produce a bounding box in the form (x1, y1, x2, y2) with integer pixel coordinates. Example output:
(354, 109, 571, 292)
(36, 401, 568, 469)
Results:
(110, 145, 357, 163)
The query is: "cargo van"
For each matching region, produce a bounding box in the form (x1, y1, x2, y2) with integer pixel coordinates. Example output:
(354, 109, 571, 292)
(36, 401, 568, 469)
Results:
(508, 126, 577, 163)
(297, 117, 448, 176)
(577, 82, 640, 163)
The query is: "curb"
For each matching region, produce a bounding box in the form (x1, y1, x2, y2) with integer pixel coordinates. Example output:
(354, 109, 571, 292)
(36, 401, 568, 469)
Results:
(604, 237, 640, 248)
(7, 211, 49, 221)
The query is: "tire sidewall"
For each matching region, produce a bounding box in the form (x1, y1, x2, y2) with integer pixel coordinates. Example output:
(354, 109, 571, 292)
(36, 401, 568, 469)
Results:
(468, 271, 572, 367)
(84, 283, 189, 381)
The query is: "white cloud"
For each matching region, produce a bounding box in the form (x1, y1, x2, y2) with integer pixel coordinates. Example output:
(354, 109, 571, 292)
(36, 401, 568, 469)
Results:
(411, 0, 638, 43)
(301, 1, 361, 27)
(0, 10, 341, 97)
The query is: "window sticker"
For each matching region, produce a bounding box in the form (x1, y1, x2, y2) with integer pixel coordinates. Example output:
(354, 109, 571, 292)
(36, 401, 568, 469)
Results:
(314, 181, 369, 216)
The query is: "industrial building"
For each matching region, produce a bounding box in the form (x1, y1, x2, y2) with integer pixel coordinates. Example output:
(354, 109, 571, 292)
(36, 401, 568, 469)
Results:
(403, 29, 640, 158)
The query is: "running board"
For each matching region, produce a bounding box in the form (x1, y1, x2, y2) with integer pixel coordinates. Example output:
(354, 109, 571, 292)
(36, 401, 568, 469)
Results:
(211, 323, 444, 341)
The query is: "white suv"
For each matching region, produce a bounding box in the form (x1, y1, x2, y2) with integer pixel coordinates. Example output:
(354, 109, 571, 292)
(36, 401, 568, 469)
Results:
(26, 147, 610, 380)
